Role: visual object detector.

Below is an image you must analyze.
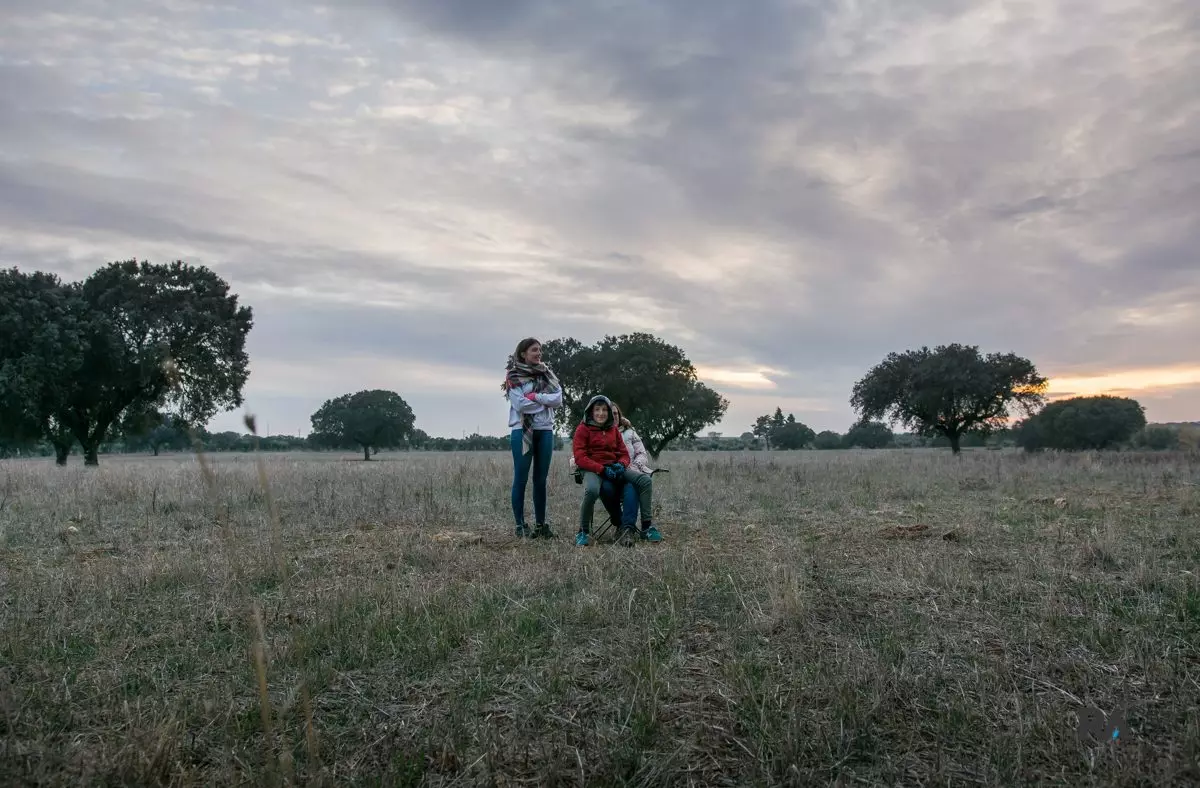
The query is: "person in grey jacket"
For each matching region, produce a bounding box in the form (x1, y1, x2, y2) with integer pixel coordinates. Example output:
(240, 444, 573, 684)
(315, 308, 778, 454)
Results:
(503, 337, 562, 538)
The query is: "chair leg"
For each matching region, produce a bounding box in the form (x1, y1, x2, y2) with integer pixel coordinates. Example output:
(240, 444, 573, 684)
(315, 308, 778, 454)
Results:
(593, 513, 613, 541)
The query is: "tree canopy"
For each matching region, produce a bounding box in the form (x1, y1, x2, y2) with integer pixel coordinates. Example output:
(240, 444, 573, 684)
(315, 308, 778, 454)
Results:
(850, 343, 1047, 454)
(0, 269, 87, 463)
(844, 420, 895, 449)
(813, 430, 843, 450)
(1015, 395, 1146, 451)
(1, 261, 253, 465)
(752, 408, 815, 449)
(309, 389, 416, 460)
(541, 332, 728, 458)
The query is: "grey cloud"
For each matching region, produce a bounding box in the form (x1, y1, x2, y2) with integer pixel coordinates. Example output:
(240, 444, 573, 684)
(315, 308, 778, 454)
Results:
(3, 0, 1198, 435)
(0, 160, 256, 249)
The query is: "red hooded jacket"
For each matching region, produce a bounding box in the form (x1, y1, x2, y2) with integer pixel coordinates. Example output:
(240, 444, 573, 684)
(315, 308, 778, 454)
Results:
(572, 395, 631, 475)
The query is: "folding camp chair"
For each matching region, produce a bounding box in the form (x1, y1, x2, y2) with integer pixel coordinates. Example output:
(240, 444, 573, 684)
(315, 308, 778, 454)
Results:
(574, 467, 670, 542)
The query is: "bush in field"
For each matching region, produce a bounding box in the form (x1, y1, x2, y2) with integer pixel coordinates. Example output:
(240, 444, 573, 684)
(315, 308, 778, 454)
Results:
(1015, 394, 1146, 451)
(844, 421, 894, 449)
(813, 430, 843, 450)
(1136, 425, 1181, 450)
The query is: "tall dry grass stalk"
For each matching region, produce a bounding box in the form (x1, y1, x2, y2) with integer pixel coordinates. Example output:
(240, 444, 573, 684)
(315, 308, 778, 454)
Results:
(245, 414, 288, 590)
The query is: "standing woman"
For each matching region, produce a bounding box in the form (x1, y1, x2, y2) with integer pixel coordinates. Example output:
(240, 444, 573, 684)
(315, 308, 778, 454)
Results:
(504, 337, 562, 538)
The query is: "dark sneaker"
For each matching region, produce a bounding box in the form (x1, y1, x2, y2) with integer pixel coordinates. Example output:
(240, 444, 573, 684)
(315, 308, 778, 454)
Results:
(575, 531, 591, 547)
(641, 525, 662, 542)
(617, 527, 636, 547)
(534, 523, 556, 539)
(515, 524, 531, 538)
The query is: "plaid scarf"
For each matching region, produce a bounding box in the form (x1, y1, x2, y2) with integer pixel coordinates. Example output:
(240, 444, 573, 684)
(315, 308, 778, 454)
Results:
(503, 358, 561, 455)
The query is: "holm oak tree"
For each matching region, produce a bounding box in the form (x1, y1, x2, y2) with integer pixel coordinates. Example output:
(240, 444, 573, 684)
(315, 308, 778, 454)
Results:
(309, 389, 416, 460)
(541, 332, 728, 458)
(850, 343, 1046, 454)
(0, 260, 253, 466)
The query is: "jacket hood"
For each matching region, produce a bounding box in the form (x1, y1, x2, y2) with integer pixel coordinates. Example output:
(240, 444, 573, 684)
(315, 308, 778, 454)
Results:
(582, 394, 616, 429)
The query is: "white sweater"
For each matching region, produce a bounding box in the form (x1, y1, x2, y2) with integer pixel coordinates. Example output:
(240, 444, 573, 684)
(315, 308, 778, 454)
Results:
(507, 379, 562, 431)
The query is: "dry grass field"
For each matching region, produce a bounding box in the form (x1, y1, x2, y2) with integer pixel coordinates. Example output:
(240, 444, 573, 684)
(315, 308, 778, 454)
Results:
(1, 447, 1198, 786)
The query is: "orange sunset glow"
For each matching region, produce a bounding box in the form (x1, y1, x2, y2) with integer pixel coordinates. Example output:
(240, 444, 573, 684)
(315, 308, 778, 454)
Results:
(1045, 364, 1200, 400)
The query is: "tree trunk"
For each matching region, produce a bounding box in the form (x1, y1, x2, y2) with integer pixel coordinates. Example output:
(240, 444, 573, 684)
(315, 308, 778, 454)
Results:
(948, 432, 962, 455)
(152, 444, 160, 457)
(362, 444, 371, 461)
(648, 430, 684, 460)
(54, 442, 71, 466)
(76, 416, 114, 468)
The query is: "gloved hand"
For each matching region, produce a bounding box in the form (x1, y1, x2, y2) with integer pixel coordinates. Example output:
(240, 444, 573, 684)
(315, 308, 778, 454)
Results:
(524, 392, 538, 401)
(603, 464, 619, 481)
(610, 462, 625, 475)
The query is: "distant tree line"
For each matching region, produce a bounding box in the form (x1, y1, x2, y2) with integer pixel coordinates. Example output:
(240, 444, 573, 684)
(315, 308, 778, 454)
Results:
(3, 262, 1191, 463)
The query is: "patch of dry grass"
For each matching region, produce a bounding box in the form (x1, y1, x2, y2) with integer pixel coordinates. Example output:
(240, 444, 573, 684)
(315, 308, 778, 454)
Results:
(2, 448, 1199, 786)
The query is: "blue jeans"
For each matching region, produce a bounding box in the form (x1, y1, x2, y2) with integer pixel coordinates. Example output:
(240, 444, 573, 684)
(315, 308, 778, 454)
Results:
(622, 480, 640, 526)
(511, 428, 554, 525)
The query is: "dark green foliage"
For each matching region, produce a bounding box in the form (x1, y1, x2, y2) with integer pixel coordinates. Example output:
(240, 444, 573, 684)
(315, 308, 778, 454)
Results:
(752, 408, 815, 449)
(1015, 395, 1147, 451)
(0, 269, 88, 463)
(850, 343, 1047, 454)
(844, 421, 894, 449)
(813, 430, 843, 450)
(541, 332, 728, 458)
(120, 411, 193, 455)
(1135, 425, 1181, 450)
(309, 389, 416, 460)
(69, 260, 253, 464)
(1, 261, 252, 466)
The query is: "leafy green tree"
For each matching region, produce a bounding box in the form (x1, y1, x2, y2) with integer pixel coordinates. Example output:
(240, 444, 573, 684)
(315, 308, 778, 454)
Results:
(3, 262, 253, 465)
(844, 421, 895, 449)
(0, 269, 89, 464)
(738, 431, 761, 450)
(751, 408, 814, 449)
(309, 389, 416, 460)
(772, 415, 816, 450)
(813, 430, 843, 450)
(66, 260, 253, 465)
(850, 343, 1047, 454)
(752, 408, 785, 449)
(1015, 395, 1146, 451)
(541, 332, 728, 458)
(120, 410, 192, 455)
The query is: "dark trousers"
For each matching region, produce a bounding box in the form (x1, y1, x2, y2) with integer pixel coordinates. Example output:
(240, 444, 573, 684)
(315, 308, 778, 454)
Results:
(510, 428, 553, 525)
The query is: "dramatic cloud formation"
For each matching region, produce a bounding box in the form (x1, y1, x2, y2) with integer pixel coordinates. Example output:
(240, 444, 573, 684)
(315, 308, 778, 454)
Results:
(1, 0, 1196, 437)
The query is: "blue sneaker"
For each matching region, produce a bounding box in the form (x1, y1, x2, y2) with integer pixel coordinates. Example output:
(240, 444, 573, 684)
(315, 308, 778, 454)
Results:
(641, 525, 662, 543)
(575, 531, 591, 547)
(515, 524, 531, 538)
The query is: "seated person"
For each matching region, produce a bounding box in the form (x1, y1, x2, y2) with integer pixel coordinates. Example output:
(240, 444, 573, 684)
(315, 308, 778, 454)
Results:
(611, 402, 661, 542)
(571, 394, 654, 546)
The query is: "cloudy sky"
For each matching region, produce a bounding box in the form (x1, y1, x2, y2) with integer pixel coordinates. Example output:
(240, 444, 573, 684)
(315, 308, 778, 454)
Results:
(2, 0, 1197, 438)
